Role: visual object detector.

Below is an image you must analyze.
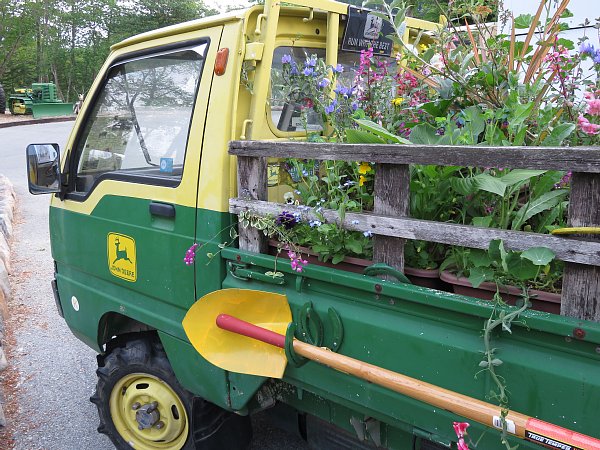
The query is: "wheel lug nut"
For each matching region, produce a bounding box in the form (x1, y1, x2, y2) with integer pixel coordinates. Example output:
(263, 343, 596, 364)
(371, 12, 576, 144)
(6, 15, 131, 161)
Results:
(148, 401, 158, 412)
(132, 402, 141, 410)
(155, 421, 165, 430)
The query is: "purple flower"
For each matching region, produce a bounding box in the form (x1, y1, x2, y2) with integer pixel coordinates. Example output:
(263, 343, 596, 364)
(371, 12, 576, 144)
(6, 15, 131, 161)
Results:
(594, 50, 600, 64)
(318, 78, 330, 89)
(290, 63, 299, 75)
(281, 54, 293, 64)
(302, 67, 314, 76)
(579, 41, 595, 56)
(324, 100, 337, 114)
(305, 56, 317, 67)
(333, 64, 344, 73)
(351, 102, 359, 111)
(334, 85, 353, 98)
(435, 127, 446, 136)
(276, 211, 298, 229)
(184, 243, 199, 265)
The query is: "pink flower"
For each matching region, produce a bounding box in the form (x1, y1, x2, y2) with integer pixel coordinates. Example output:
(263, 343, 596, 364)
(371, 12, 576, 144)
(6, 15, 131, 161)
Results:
(453, 422, 470, 450)
(578, 115, 600, 135)
(586, 99, 600, 116)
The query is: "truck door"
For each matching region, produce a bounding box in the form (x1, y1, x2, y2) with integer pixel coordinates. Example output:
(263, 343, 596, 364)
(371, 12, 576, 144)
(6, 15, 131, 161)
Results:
(51, 27, 223, 340)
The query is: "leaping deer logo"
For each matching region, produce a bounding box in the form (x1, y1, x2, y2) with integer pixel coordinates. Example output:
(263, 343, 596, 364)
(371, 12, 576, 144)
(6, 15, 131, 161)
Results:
(113, 237, 132, 265)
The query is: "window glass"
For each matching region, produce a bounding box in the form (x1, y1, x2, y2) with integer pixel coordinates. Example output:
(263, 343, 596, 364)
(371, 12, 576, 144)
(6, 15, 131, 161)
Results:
(74, 44, 207, 192)
(270, 46, 393, 132)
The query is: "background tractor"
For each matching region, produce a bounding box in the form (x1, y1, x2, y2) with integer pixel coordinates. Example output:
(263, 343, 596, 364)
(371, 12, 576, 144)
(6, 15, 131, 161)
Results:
(8, 83, 73, 118)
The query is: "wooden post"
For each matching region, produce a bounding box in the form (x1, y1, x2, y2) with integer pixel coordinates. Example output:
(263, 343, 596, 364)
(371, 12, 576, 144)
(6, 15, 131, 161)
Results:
(237, 155, 268, 254)
(561, 173, 600, 322)
(373, 163, 410, 272)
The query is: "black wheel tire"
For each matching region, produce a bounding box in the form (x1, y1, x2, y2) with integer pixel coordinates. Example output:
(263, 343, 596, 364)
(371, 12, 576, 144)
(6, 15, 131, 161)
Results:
(0, 84, 5, 114)
(91, 335, 252, 450)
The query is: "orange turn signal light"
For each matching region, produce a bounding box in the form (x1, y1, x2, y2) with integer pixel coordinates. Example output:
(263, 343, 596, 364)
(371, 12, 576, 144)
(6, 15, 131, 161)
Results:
(214, 48, 229, 76)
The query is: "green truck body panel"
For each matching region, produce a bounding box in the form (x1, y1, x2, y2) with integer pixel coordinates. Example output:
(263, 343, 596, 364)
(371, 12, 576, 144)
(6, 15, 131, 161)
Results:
(49, 194, 600, 447)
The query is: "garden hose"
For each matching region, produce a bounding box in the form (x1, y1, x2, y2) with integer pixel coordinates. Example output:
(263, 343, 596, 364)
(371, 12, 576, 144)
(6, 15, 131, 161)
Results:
(551, 227, 600, 235)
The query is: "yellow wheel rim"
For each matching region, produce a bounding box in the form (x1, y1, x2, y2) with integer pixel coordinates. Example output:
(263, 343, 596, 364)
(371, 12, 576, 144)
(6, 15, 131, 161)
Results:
(110, 373, 189, 450)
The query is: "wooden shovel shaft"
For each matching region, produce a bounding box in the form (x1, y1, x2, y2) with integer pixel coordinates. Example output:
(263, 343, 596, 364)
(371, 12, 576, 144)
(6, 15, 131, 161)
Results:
(217, 314, 600, 449)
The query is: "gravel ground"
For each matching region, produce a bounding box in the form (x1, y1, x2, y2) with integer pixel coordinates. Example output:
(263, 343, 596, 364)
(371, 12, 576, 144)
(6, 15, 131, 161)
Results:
(0, 121, 309, 450)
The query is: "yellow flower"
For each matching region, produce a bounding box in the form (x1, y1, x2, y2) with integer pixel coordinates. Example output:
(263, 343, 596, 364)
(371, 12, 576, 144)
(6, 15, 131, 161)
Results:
(358, 162, 371, 174)
(419, 44, 429, 52)
(391, 97, 404, 106)
(359, 175, 367, 186)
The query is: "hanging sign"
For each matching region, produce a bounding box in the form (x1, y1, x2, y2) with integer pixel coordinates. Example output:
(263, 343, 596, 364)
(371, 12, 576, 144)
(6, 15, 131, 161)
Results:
(341, 6, 395, 56)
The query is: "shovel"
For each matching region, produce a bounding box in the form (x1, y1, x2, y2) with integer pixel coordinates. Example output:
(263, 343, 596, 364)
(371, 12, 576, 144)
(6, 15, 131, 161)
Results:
(183, 289, 600, 449)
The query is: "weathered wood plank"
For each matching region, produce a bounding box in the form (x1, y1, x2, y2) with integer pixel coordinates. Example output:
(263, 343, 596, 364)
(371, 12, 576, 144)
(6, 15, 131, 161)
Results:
(561, 173, 600, 321)
(373, 164, 410, 272)
(229, 141, 600, 172)
(236, 156, 268, 253)
(229, 198, 600, 266)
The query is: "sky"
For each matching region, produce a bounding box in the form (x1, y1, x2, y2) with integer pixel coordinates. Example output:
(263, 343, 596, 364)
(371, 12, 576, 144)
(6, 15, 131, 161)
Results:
(205, 0, 251, 12)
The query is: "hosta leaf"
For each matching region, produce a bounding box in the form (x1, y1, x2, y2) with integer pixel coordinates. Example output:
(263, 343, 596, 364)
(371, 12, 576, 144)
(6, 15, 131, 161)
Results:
(409, 124, 442, 145)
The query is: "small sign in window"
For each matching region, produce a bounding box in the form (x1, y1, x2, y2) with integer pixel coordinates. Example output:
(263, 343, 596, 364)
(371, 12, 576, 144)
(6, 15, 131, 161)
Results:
(342, 6, 394, 56)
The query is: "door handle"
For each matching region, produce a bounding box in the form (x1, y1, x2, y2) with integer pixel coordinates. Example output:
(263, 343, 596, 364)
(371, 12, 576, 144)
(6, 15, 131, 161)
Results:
(149, 201, 175, 218)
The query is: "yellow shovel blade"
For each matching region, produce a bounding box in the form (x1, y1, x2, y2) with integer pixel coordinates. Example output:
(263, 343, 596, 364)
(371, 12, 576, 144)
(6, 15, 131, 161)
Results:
(182, 289, 292, 378)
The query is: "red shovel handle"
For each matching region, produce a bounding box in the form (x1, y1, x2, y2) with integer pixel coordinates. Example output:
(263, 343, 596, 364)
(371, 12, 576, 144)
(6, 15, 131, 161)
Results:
(216, 314, 286, 348)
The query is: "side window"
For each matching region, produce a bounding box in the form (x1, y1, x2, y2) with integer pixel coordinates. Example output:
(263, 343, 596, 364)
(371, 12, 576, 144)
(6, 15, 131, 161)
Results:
(73, 43, 207, 194)
(270, 46, 394, 134)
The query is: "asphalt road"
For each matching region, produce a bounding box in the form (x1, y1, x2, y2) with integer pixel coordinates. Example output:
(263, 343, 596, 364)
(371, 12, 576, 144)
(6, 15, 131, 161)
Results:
(0, 122, 308, 450)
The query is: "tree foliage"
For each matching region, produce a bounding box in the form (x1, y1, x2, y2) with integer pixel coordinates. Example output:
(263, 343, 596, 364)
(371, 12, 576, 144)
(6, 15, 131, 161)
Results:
(0, 0, 217, 102)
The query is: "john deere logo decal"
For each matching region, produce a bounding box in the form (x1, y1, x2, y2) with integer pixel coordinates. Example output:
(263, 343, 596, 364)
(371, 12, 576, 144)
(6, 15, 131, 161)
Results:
(107, 233, 137, 282)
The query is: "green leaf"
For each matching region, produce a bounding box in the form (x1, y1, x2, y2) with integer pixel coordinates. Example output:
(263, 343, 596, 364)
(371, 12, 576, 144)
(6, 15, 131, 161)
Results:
(409, 124, 442, 145)
(354, 119, 411, 144)
(345, 240, 363, 254)
(345, 129, 386, 144)
(472, 216, 493, 228)
(331, 254, 345, 265)
(509, 102, 534, 128)
(475, 173, 507, 196)
(488, 239, 502, 261)
(557, 38, 574, 50)
(499, 240, 509, 273)
(491, 358, 503, 366)
(500, 169, 545, 186)
(506, 253, 538, 280)
(469, 249, 493, 267)
(450, 177, 478, 195)
(521, 247, 555, 266)
(514, 14, 534, 29)
(542, 123, 576, 146)
(468, 267, 494, 288)
(421, 100, 451, 118)
(511, 189, 569, 230)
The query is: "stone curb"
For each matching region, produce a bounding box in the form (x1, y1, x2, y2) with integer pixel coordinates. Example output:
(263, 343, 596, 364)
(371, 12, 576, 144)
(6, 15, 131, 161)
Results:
(0, 173, 16, 427)
(0, 115, 76, 129)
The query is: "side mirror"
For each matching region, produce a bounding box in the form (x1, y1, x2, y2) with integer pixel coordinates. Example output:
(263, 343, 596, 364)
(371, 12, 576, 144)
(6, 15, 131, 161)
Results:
(26, 143, 61, 195)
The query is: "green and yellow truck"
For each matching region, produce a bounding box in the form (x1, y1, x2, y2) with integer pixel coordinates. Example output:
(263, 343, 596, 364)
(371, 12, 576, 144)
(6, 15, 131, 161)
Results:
(25, 1, 600, 449)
